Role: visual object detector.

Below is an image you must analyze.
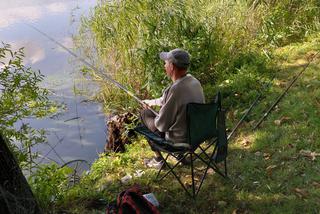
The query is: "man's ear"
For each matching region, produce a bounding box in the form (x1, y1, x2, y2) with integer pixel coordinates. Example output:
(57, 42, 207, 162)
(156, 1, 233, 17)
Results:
(167, 62, 172, 73)
(170, 63, 175, 72)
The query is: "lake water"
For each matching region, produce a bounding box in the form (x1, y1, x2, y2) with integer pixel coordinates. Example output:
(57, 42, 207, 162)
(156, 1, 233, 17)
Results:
(0, 0, 107, 166)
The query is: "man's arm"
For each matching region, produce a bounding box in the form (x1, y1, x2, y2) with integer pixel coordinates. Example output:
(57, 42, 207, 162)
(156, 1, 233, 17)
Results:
(154, 91, 178, 132)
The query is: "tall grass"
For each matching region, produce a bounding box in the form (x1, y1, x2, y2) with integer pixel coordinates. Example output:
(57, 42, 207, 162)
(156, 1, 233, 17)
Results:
(78, 0, 320, 113)
(256, 0, 320, 46)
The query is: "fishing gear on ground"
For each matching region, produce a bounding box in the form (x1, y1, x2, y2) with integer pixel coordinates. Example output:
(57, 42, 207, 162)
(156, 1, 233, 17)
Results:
(253, 52, 319, 130)
(227, 75, 275, 140)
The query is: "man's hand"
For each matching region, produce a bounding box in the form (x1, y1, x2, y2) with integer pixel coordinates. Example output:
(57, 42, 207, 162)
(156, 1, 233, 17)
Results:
(142, 99, 159, 116)
(142, 100, 152, 109)
(143, 99, 154, 105)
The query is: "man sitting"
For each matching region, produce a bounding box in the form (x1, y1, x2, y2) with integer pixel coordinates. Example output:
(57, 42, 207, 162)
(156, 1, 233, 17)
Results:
(141, 48, 205, 168)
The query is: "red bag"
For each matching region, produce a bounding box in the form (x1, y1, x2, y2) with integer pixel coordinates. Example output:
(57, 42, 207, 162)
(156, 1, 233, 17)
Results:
(106, 186, 160, 214)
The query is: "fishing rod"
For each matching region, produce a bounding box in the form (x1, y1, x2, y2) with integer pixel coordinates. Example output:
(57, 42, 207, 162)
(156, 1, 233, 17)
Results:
(253, 51, 319, 130)
(26, 23, 159, 116)
(227, 76, 274, 140)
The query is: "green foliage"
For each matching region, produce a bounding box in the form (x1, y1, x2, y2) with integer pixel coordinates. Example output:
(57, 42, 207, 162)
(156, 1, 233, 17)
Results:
(257, 0, 320, 46)
(81, 0, 239, 112)
(218, 51, 274, 107)
(76, 0, 313, 113)
(0, 43, 56, 169)
(78, 0, 320, 114)
(28, 163, 73, 210)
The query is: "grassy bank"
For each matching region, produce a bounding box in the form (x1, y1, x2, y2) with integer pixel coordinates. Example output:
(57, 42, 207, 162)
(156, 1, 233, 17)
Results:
(47, 35, 320, 213)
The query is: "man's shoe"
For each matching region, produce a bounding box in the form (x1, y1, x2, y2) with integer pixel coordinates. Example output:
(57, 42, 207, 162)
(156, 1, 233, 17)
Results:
(144, 157, 164, 169)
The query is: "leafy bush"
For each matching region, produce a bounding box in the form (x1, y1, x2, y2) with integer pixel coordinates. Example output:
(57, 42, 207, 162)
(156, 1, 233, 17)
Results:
(0, 43, 56, 169)
(257, 0, 320, 46)
(28, 163, 72, 210)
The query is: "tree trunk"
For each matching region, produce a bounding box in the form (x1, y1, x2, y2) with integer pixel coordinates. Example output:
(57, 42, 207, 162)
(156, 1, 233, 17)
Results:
(105, 112, 136, 153)
(0, 134, 41, 214)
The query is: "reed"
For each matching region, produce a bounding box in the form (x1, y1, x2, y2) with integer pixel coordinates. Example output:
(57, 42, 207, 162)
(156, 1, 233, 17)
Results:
(78, 0, 320, 113)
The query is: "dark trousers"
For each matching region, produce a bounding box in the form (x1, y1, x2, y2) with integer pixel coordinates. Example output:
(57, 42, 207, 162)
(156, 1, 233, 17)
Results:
(140, 109, 164, 151)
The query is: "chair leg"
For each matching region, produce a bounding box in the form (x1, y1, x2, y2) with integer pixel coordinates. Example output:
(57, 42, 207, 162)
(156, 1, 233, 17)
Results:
(155, 151, 227, 198)
(190, 153, 195, 198)
(195, 143, 218, 196)
(196, 138, 217, 159)
(197, 142, 227, 175)
(156, 153, 169, 179)
(157, 156, 182, 181)
(199, 143, 218, 163)
(224, 159, 228, 177)
(164, 163, 192, 198)
(195, 143, 228, 179)
(155, 152, 193, 198)
(195, 154, 226, 178)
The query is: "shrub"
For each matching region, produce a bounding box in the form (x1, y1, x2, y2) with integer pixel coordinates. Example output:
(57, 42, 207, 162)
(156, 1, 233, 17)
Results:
(0, 43, 56, 170)
(28, 163, 72, 210)
(257, 0, 320, 46)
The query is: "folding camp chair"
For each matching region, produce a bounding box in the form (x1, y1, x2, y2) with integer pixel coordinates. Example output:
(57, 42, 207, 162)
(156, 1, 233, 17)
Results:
(135, 92, 228, 198)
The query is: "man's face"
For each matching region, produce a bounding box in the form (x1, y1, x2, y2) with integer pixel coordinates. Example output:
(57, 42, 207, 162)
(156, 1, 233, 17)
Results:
(164, 60, 174, 77)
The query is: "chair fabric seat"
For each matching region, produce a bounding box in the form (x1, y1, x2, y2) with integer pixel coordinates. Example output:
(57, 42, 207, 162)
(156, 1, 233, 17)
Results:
(135, 125, 191, 153)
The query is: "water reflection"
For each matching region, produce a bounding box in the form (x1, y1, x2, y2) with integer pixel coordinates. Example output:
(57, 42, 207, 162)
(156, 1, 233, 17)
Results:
(0, 1, 71, 28)
(10, 40, 46, 64)
(0, 0, 106, 165)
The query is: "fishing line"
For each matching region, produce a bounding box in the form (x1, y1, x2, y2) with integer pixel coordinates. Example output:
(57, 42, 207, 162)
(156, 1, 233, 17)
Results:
(26, 23, 159, 116)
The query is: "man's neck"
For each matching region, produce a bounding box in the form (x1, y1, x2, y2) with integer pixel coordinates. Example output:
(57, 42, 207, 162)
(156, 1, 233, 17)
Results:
(172, 71, 187, 82)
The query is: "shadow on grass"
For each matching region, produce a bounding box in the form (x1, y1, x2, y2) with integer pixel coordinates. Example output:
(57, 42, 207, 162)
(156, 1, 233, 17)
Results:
(152, 138, 319, 213)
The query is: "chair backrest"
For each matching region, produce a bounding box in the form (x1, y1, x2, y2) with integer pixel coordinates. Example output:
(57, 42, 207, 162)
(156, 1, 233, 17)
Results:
(186, 93, 221, 149)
